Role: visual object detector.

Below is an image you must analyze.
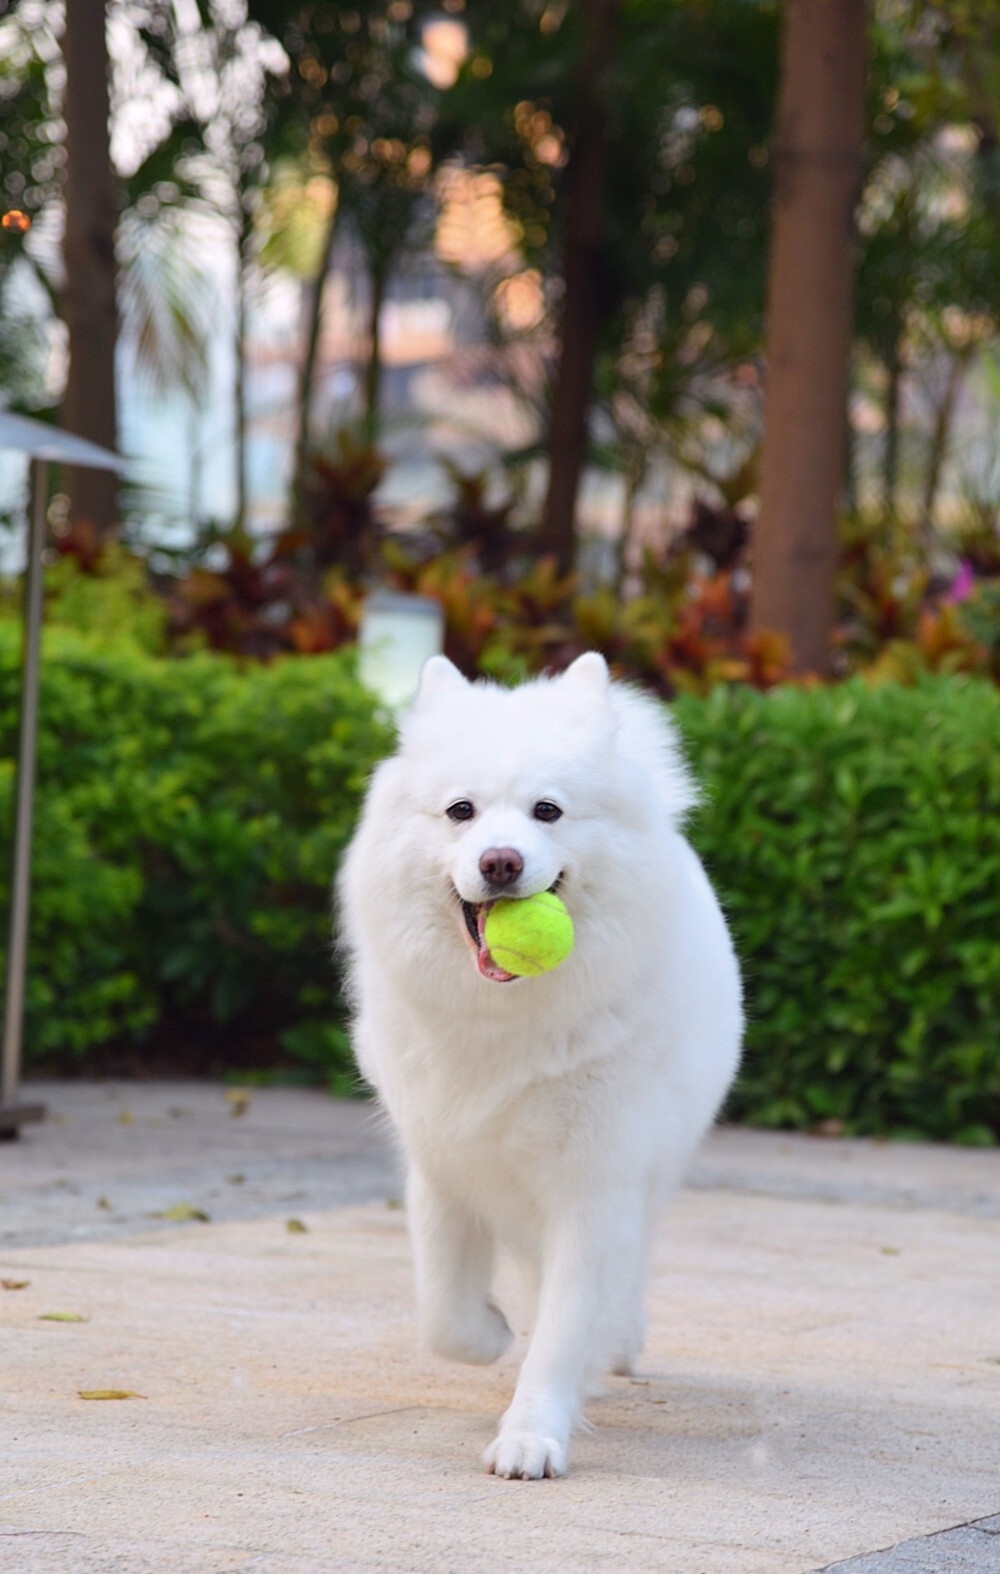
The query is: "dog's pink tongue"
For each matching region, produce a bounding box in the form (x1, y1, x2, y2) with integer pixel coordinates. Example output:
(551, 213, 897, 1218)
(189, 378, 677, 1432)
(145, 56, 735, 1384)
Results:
(478, 948, 515, 982)
(477, 903, 516, 983)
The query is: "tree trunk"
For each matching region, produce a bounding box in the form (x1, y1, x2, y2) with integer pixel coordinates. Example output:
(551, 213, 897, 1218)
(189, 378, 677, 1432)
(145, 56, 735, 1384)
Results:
(883, 344, 902, 514)
(233, 214, 250, 533)
(291, 202, 339, 522)
(61, 0, 118, 537)
(922, 347, 969, 533)
(537, 0, 620, 573)
(844, 380, 857, 514)
(615, 455, 642, 590)
(750, 0, 866, 673)
(362, 263, 387, 444)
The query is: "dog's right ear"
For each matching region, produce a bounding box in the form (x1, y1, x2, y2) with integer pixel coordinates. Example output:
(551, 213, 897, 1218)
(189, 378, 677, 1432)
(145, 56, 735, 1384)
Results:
(559, 651, 610, 700)
(415, 655, 468, 706)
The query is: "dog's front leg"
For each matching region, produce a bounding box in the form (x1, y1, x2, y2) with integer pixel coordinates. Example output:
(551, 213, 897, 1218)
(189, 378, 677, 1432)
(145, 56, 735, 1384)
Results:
(484, 1195, 644, 1479)
(407, 1167, 513, 1365)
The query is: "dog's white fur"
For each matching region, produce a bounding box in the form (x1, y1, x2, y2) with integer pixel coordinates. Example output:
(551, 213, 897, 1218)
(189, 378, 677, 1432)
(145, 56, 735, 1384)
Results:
(338, 652, 743, 1479)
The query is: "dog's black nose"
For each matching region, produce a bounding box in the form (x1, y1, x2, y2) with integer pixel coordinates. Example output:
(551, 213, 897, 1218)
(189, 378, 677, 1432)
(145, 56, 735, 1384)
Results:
(479, 846, 524, 888)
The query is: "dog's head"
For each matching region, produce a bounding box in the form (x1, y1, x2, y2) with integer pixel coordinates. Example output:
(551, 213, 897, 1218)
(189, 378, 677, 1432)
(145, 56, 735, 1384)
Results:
(390, 653, 628, 982)
(342, 651, 695, 996)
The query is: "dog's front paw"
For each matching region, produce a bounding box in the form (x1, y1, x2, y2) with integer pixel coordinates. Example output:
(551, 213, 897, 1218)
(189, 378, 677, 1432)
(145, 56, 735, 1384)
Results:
(424, 1299, 513, 1366)
(484, 1430, 567, 1480)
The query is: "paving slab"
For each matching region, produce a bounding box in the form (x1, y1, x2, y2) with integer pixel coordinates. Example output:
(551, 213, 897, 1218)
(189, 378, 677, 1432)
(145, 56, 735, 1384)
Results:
(820, 1519, 1000, 1572)
(2, 1082, 999, 1573)
(0, 1081, 400, 1249)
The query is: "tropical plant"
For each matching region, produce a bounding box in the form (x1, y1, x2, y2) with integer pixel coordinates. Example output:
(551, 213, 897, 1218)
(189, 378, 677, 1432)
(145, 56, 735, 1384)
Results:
(440, 0, 778, 572)
(0, 6, 59, 412)
(246, 0, 447, 501)
(130, 0, 288, 529)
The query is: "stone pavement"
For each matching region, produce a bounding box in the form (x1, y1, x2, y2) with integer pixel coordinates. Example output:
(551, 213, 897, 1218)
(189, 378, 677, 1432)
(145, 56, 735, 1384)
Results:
(1, 1081, 998, 1574)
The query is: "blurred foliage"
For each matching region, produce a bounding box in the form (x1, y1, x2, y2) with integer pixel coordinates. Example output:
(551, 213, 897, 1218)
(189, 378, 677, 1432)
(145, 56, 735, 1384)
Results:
(39, 444, 790, 693)
(41, 543, 170, 656)
(0, 7, 61, 285)
(9, 0, 1000, 567)
(0, 631, 391, 1078)
(0, 5, 60, 409)
(1, 613, 996, 1139)
(377, 541, 792, 694)
(31, 419, 1000, 693)
(834, 504, 999, 681)
(680, 676, 1000, 1142)
(445, 0, 776, 332)
(246, 0, 448, 439)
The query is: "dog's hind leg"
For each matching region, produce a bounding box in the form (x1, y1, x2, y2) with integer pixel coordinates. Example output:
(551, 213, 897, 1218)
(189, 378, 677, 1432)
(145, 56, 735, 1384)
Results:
(407, 1167, 513, 1366)
(608, 1207, 653, 1375)
(609, 1305, 647, 1376)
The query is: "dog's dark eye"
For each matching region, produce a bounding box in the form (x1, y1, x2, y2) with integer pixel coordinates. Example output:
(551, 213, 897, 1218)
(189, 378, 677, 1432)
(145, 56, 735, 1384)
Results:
(446, 800, 475, 822)
(533, 801, 562, 823)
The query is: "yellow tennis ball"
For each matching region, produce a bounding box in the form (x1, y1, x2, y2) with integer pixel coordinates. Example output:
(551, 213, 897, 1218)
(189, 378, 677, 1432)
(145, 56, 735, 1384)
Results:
(483, 891, 574, 977)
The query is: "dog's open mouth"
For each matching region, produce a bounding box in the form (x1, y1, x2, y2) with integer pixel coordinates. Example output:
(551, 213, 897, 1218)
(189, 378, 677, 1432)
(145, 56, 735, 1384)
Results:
(459, 898, 516, 983)
(457, 878, 564, 984)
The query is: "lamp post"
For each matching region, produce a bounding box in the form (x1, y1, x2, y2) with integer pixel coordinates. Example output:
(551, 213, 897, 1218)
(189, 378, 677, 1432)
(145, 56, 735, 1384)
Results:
(358, 590, 445, 709)
(0, 414, 124, 1138)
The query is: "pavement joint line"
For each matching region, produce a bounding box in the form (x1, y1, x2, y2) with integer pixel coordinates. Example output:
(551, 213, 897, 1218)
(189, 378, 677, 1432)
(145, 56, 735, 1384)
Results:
(280, 1404, 427, 1439)
(814, 1513, 1000, 1571)
(0, 1475, 116, 1505)
(0, 1530, 90, 1540)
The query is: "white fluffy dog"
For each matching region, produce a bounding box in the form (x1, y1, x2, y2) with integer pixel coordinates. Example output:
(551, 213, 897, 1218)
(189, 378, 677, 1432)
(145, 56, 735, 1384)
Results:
(338, 652, 742, 1479)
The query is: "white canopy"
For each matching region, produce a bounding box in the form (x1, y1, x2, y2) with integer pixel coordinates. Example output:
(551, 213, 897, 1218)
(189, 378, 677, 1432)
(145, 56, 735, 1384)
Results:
(0, 411, 124, 471)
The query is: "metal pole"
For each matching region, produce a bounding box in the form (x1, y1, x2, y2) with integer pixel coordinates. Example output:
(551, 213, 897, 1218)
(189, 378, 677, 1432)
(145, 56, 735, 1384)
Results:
(1, 459, 47, 1133)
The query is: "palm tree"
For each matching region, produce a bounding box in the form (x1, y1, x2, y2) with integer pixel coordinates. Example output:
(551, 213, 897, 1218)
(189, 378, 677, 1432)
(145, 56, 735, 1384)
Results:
(62, 0, 119, 535)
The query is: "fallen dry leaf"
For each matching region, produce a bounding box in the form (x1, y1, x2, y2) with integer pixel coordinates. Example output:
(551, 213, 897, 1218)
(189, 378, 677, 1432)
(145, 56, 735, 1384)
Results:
(286, 1218, 308, 1234)
(117, 1108, 133, 1125)
(2, 1279, 29, 1291)
(97, 1197, 113, 1211)
(40, 1311, 88, 1322)
(151, 1202, 209, 1222)
(79, 1389, 145, 1401)
(226, 1089, 251, 1118)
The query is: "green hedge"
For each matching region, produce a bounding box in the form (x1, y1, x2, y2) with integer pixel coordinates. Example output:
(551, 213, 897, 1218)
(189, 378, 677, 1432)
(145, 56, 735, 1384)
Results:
(677, 678, 1000, 1143)
(1, 639, 997, 1139)
(0, 630, 392, 1082)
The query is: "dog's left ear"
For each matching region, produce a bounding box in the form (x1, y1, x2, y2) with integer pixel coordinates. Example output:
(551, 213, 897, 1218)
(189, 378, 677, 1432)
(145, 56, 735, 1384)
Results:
(559, 651, 610, 700)
(414, 654, 468, 707)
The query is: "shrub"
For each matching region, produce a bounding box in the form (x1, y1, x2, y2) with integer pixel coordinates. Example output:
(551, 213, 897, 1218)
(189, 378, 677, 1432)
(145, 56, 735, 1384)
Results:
(0, 630, 392, 1080)
(677, 676, 1000, 1143)
(0, 543, 171, 657)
